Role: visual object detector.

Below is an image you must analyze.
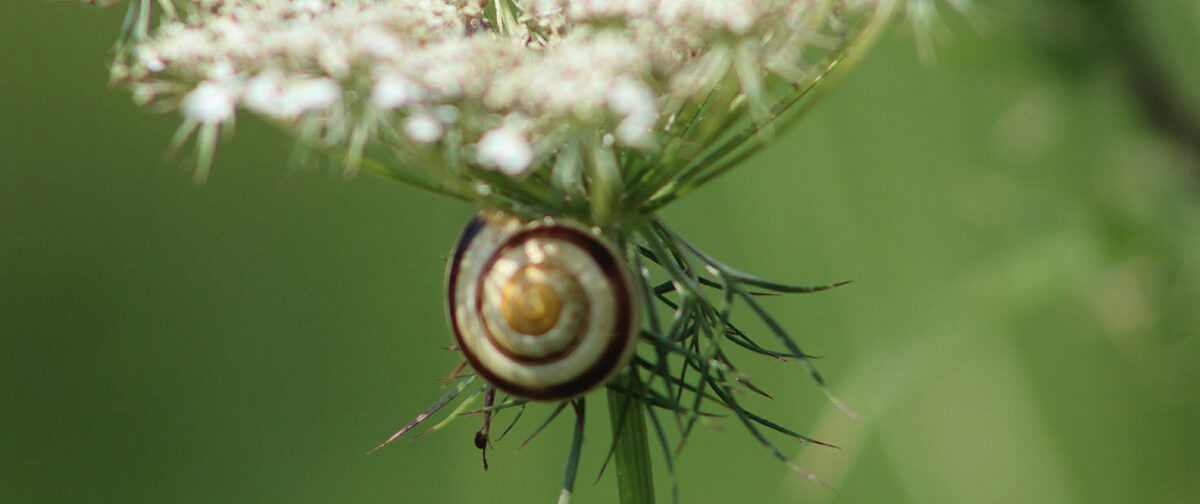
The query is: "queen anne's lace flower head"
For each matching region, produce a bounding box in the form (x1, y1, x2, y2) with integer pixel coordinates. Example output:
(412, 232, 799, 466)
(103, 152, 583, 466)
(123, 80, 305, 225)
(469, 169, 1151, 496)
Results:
(103, 0, 963, 224)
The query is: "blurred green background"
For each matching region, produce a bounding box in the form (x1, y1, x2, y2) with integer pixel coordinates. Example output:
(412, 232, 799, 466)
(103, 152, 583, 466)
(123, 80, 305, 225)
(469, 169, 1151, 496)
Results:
(4, 1, 1199, 503)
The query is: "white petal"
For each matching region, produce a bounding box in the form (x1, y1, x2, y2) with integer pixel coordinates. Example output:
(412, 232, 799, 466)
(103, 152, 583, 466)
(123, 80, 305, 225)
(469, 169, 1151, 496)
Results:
(371, 75, 426, 110)
(476, 126, 534, 176)
(404, 113, 443, 143)
(182, 81, 238, 124)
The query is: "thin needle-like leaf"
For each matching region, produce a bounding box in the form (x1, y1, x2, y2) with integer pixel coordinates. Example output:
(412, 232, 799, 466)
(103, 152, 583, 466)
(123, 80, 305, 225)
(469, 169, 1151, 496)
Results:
(521, 401, 569, 449)
(556, 399, 586, 504)
(738, 291, 859, 420)
(705, 374, 832, 489)
(416, 384, 488, 438)
(644, 403, 679, 504)
(495, 403, 527, 442)
(368, 375, 477, 454)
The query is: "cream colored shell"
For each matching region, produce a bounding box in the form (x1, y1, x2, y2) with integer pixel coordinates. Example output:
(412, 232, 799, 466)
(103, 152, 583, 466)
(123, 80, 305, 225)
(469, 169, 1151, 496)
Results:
(447, 211, 640, 401)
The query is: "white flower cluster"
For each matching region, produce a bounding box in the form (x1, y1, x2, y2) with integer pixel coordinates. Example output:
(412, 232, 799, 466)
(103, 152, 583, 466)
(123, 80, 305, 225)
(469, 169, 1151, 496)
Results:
(98, 0, 958, 214)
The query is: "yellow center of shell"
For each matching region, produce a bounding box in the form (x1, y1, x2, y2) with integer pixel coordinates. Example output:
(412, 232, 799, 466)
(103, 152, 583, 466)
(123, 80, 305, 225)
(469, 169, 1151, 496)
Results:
(500, 264, 563, 336)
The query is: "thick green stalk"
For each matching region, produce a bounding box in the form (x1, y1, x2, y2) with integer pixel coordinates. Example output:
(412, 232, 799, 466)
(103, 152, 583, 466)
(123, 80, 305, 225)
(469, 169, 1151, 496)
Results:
(606, 377, 656, 504)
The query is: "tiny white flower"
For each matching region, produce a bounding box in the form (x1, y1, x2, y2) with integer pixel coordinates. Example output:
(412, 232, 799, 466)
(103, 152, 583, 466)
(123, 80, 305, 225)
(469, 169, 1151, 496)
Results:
(181, 80, 238, 125)
(243, 71, 286, 116)
(295, 0, 329, 17)
(245, 73, 340, 120)
(354, 27, 408, 60)
(607, 75, 658, 146)
(371, 75, 427, 110)
(282, 78, 341, 116)
(135, 48, 165, 73)
(404, 113, 443, 143)
(477, 125, 534, 176)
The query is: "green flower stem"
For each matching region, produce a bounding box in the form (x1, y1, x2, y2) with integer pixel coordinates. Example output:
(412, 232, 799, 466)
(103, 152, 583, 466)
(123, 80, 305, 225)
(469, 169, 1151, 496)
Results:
(607, 376, 656, 504)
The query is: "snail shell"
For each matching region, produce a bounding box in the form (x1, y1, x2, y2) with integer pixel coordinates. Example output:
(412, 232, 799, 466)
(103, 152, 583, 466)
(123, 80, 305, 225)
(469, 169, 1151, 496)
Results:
(447, 210, 641, 401)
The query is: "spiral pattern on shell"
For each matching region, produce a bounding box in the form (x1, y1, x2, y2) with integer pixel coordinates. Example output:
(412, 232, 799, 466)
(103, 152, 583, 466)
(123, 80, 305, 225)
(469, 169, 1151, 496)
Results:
(447, 211, 641, 401)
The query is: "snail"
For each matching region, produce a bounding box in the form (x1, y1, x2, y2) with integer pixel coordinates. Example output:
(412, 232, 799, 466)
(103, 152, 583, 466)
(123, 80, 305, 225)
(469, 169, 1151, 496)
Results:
(446, 210, 641, 401)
